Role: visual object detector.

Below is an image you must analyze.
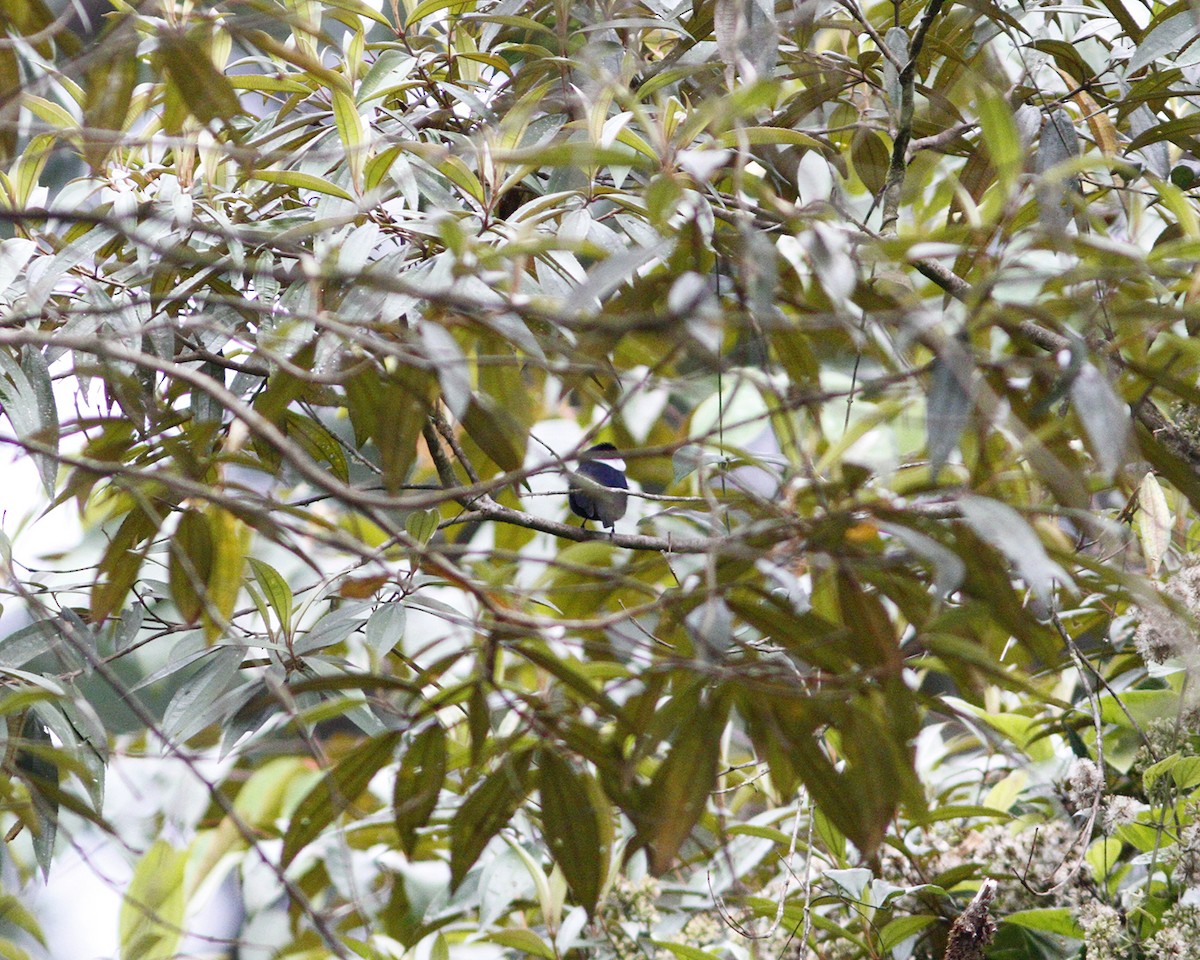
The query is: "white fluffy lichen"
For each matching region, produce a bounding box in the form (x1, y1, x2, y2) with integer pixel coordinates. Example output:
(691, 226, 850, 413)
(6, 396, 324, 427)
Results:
(1133, 561, 1200, 664)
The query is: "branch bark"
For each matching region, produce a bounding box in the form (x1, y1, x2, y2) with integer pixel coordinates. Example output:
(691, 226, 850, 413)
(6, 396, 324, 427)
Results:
(880, 0, 947, 234)
(942, 879, 997, 960)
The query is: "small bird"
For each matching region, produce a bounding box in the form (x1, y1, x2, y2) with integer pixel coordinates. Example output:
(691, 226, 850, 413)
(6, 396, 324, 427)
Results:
(568, 443, 628, 533)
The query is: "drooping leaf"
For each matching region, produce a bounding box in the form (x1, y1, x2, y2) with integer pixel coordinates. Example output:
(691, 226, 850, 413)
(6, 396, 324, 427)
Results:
(82, 18, 138, 168)
(93, 506, 166, 623)
(365, 603, 407, 661)
(713, 0, 778, 82)
(161, 646, 244, 743)
(203, 508, 250, 642)
(1035, 108, 1080, 231)
(461, 394, 528, 475)
(851, 128, 890, 195)
(14, 713, 58, 878)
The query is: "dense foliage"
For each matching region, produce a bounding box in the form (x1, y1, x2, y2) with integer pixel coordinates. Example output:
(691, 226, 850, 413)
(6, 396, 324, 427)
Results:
(5, 0, 1200, 957)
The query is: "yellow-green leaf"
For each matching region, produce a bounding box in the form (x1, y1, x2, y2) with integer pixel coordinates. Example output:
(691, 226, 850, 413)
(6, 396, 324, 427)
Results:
(119, 840, 187, 960)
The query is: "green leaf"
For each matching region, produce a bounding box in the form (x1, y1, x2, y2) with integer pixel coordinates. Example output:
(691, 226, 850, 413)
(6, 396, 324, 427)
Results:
(15, 713, 58, 878)
(168, 509, 214, 625)
(879, 915, 937, 950)
(393, 723, 447, 855)
(19, 346, 58, 497)
(161, 646, 243, 743)
(93, 506, 165, 623)
(0, 348, 58, 498)
(281, 731, 402, 867)
(1129, 11, 1200, 72)
(250, 169, 356, 200)
(634, 689, 726, 875)
(82, 19, 137, 168)
(486, 928, 555, 960)
(926, 335, 974, 480)
(406, 509, 440, 546)
(538, 750, 607, 915)
(449, 750, 534, 888)
(1002, 908, 1084, 939)
(158, 29, 242, 124)
(204, 508, 249, 642)
(248, 558, 294, 632)
(956, 496, 1072, 602)
(1070, 363, 1130, 481)
(0, 893, 47, 947)
(976, 87, 1021, 191)
(365, 603, 407, 661)
(438, 155, 485, 205)
(851, 127, 889, 195)
(460, 394, 527, 475)
(653, 942, 724, 960)
(332, 86, 367, 190)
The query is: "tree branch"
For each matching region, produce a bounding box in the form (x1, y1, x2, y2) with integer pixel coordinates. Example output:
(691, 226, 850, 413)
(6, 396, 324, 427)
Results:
(881, 0, 948, 234)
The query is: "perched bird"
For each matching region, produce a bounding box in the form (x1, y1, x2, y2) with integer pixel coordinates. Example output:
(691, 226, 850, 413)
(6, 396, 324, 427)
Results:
(568, 443, 628, 533)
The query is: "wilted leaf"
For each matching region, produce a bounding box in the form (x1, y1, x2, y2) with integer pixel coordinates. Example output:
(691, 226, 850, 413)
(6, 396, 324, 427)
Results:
(1138, 472, 1171, 576)
(338, 574, 390, 599)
